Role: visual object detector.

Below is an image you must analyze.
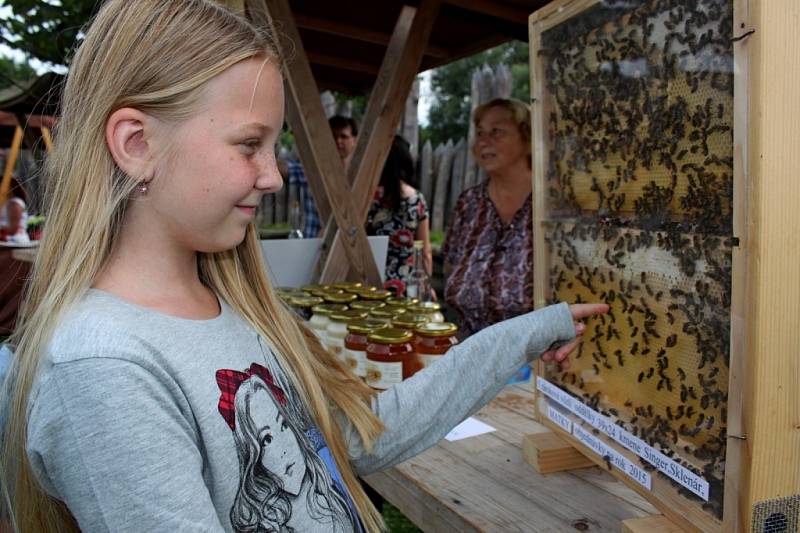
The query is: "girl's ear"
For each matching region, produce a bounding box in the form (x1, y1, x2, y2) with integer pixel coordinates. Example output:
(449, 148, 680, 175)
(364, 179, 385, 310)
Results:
(105, 108, 157, 182)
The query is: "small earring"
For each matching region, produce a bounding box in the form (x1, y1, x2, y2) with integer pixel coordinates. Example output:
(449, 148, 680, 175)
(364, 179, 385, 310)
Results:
(136, 180, 149, 195)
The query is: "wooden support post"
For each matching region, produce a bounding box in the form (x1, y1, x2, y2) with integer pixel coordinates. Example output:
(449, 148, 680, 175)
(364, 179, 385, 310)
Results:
(0, 125, 24, 206)
(621, 515, 686, 533)
(316, 0, 441, 284)
(739, 2, 800, 531)
(522, 431, 594, 474)
(40, 127, 53, 152)
(249, 0, 382, 284)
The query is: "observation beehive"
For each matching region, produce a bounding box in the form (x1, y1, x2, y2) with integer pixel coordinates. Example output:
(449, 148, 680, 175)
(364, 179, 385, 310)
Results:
(528, 1, 760, 531)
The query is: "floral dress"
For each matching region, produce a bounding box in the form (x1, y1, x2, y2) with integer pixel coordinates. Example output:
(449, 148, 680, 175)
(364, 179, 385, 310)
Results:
(366, 187, 429, 296)
(442, 181, 533, 336)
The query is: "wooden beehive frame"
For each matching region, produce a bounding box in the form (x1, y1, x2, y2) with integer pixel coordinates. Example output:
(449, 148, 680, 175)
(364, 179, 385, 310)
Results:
(529, 0, 751, 531)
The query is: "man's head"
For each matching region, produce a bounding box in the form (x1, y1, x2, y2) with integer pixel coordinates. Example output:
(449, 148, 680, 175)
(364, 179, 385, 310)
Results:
(328, 115, 358, 163)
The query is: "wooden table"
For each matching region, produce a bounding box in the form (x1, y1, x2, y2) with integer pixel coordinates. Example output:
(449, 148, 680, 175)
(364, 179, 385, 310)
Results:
(363, 384, 659, 532)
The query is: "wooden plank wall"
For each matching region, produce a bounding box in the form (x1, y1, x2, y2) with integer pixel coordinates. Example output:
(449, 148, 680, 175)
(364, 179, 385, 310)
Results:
(740, 1, 800, 531)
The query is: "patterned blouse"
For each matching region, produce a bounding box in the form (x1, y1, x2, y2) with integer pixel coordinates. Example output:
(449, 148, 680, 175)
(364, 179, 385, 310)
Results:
(442, 181, 533, 336)
(366, 187, 429, 296)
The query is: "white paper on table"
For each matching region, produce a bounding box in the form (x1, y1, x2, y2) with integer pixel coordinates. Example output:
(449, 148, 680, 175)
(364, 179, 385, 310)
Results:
(444, 417, 496, 442)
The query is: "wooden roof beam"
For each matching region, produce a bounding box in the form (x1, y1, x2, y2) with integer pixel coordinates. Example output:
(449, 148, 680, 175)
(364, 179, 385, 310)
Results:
(307, 52, 380, 74)
(248, 0, 383, 284)
(442, 0, 531, 24)
(295, 13, 450, 59)
(317, 0, 442, 283)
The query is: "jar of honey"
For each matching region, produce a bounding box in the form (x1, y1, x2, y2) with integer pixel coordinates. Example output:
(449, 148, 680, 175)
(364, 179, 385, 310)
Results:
(365, 328, 422, 390)
(408, 301, 445, 323)
(382, 303, 409, 316)
(344, 318, 388, 378)
(309, 304, 348, 345)
(350, 300, 386, 312)
(385, 296, 419, 307)
(369, 308, 402, 323)
(357, 289, 392, 301)
(332, 281, 363, 293)
(414, 322, 459, 368)
(391, 313, 430, 332)
(288, 295, 324, 320)
(326, 309, 369, 364)
(323, 292, 358, 305)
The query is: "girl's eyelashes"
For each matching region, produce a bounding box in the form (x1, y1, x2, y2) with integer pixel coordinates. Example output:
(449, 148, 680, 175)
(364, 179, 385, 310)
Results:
(239, 139, 261, 155)
(260, 432, 273, 446)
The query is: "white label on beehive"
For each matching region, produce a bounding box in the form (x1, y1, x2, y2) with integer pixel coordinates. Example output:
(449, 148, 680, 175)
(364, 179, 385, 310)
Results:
(573, 424, 652, 490)
(537, 377, 709, 500)
(547, 403, 573, 433)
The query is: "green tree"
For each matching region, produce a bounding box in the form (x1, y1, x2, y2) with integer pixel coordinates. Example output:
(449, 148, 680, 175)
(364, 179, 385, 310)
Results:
(0, 56, 36, 90)
(424, 40, 529, 146)
(0, 0, 99, 69)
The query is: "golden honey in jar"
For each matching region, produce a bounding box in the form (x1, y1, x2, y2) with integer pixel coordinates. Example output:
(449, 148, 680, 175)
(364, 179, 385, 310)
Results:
(414, 322, 459, 368)
(308, 304, 348, 345)
(408, 301, 445, 323)
(326, 309, 369, 365)
(350, 300, 386, 312)
(391, 313, 429, 332)
(344, 318, 388, 378)
(365, 328, 422, 390)
(288, 295, 324, 321)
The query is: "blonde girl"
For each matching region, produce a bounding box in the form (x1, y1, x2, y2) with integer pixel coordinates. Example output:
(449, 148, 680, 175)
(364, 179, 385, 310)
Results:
(2, 1, 605, 531)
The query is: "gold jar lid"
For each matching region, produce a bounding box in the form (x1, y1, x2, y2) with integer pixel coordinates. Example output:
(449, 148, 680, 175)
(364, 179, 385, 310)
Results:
(289, 296, 324, 309)
(408, 301, 442, 313)
(323, 292, 358, 304)
(382, 304, 408, 315)
(350, 300, 386, 311)
(367, 327, 414, 344)
(347, 318, 389, 334)
(311, 303, 348, 316)
(301, 284, 329, 292)
(357, 289, 392, 301)
(385, 296, 419, 307)
(415, 322, 458, 337)
(392, 313, 430, 330)
(329, 309, 369, 323)
(369, 308, 402, 319)
(309, 287, 340, 296)
(332, 281, 363, 291)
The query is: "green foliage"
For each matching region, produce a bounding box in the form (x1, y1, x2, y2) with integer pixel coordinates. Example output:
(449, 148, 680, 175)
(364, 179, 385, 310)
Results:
(0, 0, 99, 68)
(0, 56, 36, 90)
(423, 40, 530, 146)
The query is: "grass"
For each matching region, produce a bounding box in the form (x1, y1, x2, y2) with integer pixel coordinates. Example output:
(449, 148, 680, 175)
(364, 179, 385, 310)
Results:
(382, 503, 422, 532)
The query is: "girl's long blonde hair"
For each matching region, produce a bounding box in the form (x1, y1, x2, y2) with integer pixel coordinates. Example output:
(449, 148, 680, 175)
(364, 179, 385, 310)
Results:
(1, 1, 384, 531)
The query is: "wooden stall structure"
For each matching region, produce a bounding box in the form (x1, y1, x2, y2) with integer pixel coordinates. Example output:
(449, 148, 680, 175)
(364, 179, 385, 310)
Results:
(528, 1, 799, 532)
(222, 0, 547, 286)
(0, 73, 59, 206)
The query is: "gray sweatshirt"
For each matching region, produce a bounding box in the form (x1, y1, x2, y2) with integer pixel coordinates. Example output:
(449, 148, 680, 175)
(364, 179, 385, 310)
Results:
(26, 289, 574, 532)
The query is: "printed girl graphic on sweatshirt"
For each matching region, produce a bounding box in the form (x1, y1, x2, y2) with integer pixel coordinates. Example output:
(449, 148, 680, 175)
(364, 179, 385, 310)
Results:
(216, 362, 360, 532)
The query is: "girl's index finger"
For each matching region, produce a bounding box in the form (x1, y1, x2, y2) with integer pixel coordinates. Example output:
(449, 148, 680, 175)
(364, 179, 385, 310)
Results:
(568, 303, 610, 321)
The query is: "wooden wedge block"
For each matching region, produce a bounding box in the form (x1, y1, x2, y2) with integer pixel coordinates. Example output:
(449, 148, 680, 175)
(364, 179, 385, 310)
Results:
(621, 515, 686, 533)
(522, 431, 595, 474)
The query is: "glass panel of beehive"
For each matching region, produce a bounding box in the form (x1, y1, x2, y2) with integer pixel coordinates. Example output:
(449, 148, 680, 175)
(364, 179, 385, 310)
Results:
(537, 0, 733, 519)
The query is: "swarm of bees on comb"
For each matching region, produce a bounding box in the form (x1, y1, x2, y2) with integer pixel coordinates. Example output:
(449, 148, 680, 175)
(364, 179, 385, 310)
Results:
(539, 0, 733, 518)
